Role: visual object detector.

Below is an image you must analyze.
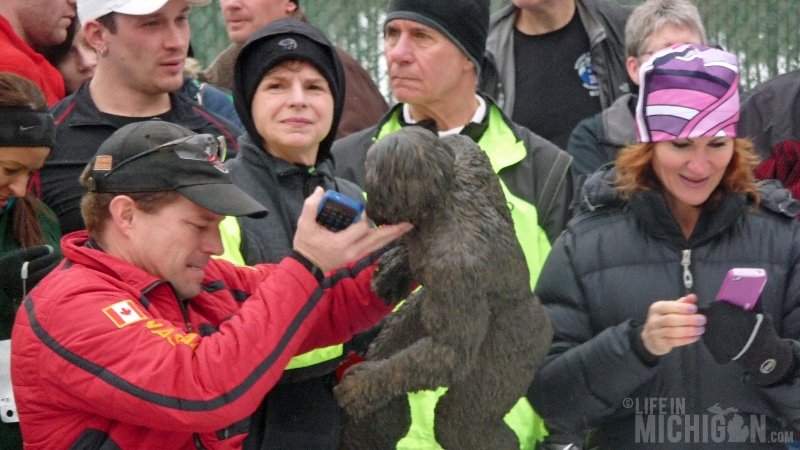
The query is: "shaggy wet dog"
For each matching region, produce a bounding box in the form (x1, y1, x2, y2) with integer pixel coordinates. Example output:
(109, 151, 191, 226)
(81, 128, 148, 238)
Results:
(334, 127, 553, 449)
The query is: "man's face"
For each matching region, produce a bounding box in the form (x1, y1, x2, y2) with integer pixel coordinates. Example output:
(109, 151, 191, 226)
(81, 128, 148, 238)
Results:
(220, 0, 297, 44)
(14, 0, 75, 47)
(99, 0, 191, 95)
(383, 19, 474, 107)
(126, 194, 224, 300)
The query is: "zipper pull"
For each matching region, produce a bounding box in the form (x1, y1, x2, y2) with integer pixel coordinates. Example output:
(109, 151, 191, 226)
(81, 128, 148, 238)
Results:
(681, 249, 693, 290)
(21, 261, 29, 300)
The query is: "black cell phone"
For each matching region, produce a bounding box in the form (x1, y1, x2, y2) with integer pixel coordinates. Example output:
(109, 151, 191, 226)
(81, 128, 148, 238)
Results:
(316, 190, 365, 231)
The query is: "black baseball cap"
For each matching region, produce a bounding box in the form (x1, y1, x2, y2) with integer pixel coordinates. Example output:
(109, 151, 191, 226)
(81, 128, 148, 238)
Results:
(84, 120, 267, 218)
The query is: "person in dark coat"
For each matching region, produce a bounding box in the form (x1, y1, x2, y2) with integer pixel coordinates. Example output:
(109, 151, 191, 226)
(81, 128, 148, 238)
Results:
(219, 18, 364, 450)
(483, 0, 632, 149)
(532, 44, 800, 449)
(38, 0, 243, 235)
(566, 0, 706, 175)
(0, 72, 62, 450)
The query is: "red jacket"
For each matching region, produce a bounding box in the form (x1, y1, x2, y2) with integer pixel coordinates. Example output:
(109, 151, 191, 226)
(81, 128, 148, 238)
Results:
(11, 231, 392, 449)
(0, 15, 65, 105)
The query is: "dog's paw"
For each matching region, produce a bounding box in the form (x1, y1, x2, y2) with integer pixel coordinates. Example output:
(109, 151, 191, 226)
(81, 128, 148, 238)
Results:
(334, 361, 391, 418)
(373, 245, 413, 303)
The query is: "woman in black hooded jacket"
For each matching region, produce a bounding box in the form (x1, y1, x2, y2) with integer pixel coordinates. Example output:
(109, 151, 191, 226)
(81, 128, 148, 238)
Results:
(221, 18, 365, 449)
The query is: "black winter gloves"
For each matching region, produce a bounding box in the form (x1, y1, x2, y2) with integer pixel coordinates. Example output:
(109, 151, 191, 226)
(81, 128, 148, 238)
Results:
(702, 301, 795, 386)
(0, 245, 61, 302)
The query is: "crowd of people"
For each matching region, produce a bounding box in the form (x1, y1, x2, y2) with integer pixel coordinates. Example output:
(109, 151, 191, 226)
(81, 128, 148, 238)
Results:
(2, 0, 800, 449)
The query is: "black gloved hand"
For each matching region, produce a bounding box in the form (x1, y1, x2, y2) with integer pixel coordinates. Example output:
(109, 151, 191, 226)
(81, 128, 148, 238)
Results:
(0, 245, 62, 301)
(702, 301, 795, 386)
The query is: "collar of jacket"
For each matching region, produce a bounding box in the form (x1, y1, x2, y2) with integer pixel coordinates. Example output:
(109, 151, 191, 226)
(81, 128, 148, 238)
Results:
(60, 231, 174, 295)
(372, 95, 526, 172)
(236, 134, 337, 180)
(601, 93, 637, 147)
(630, 189, 747, 248)
(56, 83, 209, 130)
(579, 164, 755, 247)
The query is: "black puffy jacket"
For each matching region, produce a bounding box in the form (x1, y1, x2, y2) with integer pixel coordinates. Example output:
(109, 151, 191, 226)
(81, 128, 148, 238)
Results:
(532, 165, 800, 448)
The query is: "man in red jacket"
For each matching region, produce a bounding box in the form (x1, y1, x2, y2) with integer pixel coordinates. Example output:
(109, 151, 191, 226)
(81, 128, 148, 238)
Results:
(0, 0, 75, 105)
(10, 120, 411, 449)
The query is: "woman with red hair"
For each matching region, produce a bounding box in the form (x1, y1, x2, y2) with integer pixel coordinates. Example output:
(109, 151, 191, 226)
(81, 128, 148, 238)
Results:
(530, 44, 800, 449)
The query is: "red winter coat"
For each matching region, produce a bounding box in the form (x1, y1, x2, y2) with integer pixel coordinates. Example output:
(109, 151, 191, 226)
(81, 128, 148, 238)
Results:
(11, 231, 392, 449)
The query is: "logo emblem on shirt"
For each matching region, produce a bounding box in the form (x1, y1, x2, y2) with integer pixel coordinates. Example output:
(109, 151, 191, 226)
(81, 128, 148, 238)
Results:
(574, 52, 600, 97)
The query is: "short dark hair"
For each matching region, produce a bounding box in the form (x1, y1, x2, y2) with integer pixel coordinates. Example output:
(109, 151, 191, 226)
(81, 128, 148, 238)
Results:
(96, 12, 118, 33)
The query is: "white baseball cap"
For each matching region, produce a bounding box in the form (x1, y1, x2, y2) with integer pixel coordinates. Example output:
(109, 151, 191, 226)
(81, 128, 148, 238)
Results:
(78, 0, 211, 25)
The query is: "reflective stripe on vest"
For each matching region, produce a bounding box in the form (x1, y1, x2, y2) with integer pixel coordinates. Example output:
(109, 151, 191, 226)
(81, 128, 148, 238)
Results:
(376, 108, 551, 449)
(217, 216, 344, 369)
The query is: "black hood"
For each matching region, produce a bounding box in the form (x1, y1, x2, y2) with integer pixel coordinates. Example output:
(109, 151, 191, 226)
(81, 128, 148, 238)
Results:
(233, 18, 345, 163)
(577, 163, 625, 213)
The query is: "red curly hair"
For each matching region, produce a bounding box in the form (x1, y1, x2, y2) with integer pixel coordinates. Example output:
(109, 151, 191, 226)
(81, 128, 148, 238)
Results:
(615, 137, 761, 206)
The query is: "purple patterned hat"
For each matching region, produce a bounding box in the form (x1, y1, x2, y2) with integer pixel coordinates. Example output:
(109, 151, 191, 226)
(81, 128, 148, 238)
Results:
(635, 44, 740, 143)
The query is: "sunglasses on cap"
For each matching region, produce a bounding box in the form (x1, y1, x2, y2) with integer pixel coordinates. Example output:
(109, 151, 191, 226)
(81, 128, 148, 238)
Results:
(154, 134, 228, 162)
(102, 133, 228, 178)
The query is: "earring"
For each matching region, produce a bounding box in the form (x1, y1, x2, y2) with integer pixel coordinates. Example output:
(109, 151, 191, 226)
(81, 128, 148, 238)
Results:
(99, 48, 108, 57)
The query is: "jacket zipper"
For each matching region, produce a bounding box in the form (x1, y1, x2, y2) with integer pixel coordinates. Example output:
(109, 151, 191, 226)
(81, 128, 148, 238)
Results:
(143, 283, 202, 447)
(179, 299, 193, 333)
(679, 248, 700, 414)
(681, 249, 693, 292)
(194, 433, 207, 450)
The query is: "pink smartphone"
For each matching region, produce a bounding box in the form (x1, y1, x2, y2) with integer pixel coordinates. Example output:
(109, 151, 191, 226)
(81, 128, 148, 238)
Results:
(715, 268, 767, 311)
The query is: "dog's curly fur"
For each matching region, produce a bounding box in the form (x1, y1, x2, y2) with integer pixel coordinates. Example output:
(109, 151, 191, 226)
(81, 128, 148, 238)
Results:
(334, 127, 553, 449)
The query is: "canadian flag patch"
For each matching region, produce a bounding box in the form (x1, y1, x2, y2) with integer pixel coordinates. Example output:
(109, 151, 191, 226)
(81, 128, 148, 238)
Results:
(103, 300, 147, 328)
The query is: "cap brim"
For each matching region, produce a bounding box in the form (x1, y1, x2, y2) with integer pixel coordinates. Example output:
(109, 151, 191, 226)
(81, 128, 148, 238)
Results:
(114, 0, 211, 16)
(179, 184, 268, 219)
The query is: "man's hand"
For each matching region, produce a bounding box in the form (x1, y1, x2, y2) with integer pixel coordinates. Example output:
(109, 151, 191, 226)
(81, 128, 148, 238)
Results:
(293, 188, 413, 273)
(641, 294, 706, 356)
